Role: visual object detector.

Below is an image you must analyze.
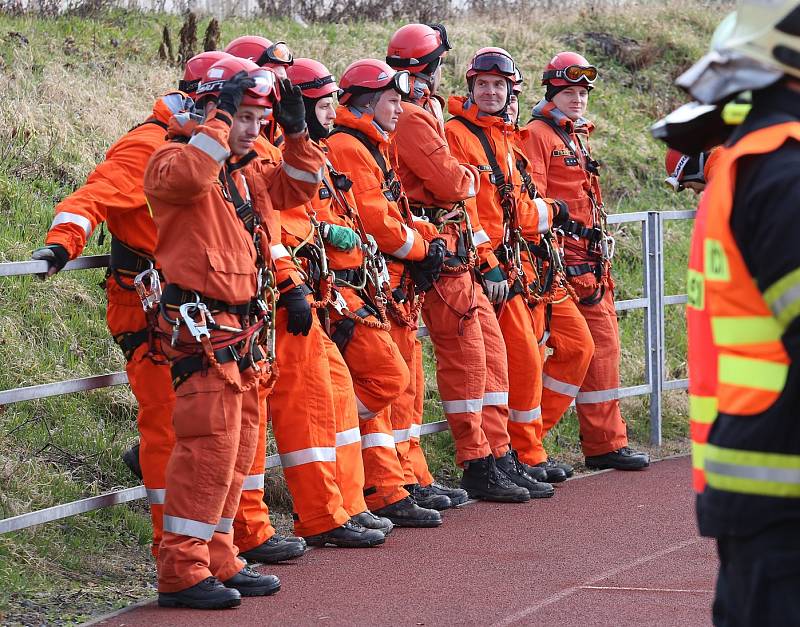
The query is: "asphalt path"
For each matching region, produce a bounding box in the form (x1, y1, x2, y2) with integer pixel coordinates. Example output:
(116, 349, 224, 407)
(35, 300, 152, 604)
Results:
(90, 456, 716, 627)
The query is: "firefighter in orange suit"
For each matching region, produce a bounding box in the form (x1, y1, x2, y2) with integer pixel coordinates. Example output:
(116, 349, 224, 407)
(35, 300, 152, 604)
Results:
(511, 67, 590, 483)
(387, 26, 542, 502)
(444, 47, 560, 501)
(521, 52, 649, 470)
(144, 57, 323, 608)
(33, 52, 307, 567)
(326, 58, 446, 526)
(286, 58, 445, 528)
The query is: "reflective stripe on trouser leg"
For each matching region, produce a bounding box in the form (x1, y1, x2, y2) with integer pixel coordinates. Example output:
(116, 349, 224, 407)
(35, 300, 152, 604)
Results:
(325, 336, 368, 516)
(574, 288, 628, 456)
(233, 380, 275, 554)
(156, 320, 254, 593)
(421, 274, 496, 465)
(540, 297, 594, 438)
(498, 296, 547, 466)
(388, 322, 433, 485)
(270, 313, 349, 538)
(337, 311, 408, 510)
(107, 279, 175, 559)
(360, 408, 409, 510)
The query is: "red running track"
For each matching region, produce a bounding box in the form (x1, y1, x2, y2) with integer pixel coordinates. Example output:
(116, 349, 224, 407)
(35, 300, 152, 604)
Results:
(91, 456, 717, 627)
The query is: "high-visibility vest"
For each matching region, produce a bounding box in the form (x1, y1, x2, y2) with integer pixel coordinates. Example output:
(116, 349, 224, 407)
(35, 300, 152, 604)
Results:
(692, 121, 800, 499)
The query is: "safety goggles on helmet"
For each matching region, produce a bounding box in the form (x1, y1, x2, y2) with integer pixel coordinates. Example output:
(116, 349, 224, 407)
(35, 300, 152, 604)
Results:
(543, 64, 598, 84)
(664, 152, 706, 192)
(393, 70, 412, 96)
(429, 23, 452, 53)
(256, 41, 294, 67)
(296, 74, 336, 92)
(471, 51, 516, 76)
(197, 67, 279, 104)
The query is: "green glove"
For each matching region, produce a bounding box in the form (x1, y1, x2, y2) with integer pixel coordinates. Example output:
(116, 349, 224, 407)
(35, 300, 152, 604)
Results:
(322, 223, 360, 251)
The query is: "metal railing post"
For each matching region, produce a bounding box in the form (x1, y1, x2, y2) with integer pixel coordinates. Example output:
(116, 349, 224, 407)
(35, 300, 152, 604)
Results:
(644, 211, 664, 445)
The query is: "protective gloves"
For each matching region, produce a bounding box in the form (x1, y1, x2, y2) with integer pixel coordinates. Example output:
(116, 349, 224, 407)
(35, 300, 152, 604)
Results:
(552, 200, 570, 227)
(216, 71, 256, 117)
(274, 78, 307, 135)
(278, 286, 312, 336)
(482, 265, 510, 303)
(320, 223, 360, 251)
(31, 244, 69, 278)
(408, 237, 447, 292)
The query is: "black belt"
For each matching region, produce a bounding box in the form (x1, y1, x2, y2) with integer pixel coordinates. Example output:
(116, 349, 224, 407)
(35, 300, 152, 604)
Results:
(171, 344, 264, 390)
(110, 237, 154, 275)
(559, 220, 603, 244)
(162, 283, 251, 316)
(332, 268, 364, 285)
(565, 263, 600, 278)
(113, 328, 149, 361)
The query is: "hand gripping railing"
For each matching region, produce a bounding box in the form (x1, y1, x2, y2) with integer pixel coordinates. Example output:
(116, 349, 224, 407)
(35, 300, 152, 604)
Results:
(0, 209, 694, 533)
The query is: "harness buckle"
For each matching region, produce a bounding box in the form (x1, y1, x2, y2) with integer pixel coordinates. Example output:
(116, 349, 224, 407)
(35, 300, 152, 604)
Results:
(133, 267, 161, 312)
(179, 302, 211, 342)
(601, 235, 615, 260)
(332, 290, 347, 315)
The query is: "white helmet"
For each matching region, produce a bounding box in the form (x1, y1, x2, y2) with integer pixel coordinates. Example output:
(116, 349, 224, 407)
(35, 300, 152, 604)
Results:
(677, 1, 800, 104)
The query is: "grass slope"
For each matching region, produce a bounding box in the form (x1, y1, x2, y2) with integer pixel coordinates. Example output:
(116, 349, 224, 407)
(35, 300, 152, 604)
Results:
(0, 3, 729, 623)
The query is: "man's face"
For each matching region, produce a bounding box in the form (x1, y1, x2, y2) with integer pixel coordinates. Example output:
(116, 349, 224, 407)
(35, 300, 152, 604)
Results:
(373, 89, 403, 132)
(551, 85, 589, 121)
(508, 94, 519, 124)
(315, 96, 337, 131)
(472, 73, 508, 115)
(229, 105, 266, 155)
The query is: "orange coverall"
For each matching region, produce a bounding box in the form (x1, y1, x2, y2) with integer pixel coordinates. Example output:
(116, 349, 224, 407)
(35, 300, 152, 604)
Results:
(144, 110, 323, 593)
(327, 106, 433, 498)
(393, 98, 514, 468)
(445, 96, 551, 467)
(521, 100, 627, 456)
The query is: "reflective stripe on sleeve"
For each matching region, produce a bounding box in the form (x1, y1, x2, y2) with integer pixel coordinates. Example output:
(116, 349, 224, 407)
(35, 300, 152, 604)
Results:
(472, 229, 490, 246)
(576, 387, 619, 404)
(542, 374, 580, 398)
(280, 446, 336, 468)
(705, 443, 800, 498)
(535, 198, 550, 234)
(50, 212, 92, 237)
(539, 330, 551, 347)
(282, 161, 323, 184)
(361, 432, 396, 449)
(441, 398, 483, 414)
(508, 407, 542, 423)
(409, 423, 421, 439)
(146, 488, 166, 505)
(393, 428, 411, 443)
(335, 427, 361, 448)
(270, 244, 291, 260)
(764, 267, 800, 329)
(242, 474, 265, 491)
(718, 355, 788, 392)
(188, 132, 229, 163)
(390, 224, 416, 259)
(464, 167, 477, 198)
(163, 515, 215, 540)
(216, 517, 234, 533)
(483, 392, 508, 406)
(356, 395, 377, 420)
(689, 394, 718, 425)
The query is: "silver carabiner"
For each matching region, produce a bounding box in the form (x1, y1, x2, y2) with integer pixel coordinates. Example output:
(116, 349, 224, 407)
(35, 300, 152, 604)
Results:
(134, 267, 162, 312)
(179, 302, 210, 342)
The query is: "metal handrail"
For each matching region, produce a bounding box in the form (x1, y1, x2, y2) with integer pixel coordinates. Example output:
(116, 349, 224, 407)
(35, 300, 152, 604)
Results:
(0, 210, 693, 533)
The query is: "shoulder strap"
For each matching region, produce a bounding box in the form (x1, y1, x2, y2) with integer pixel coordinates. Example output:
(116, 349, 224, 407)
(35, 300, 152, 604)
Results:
(129, 117, 169, 133)
(530, 114, 578, 157)
(330, 126, 390, 178)
(449, 116, 506, 189)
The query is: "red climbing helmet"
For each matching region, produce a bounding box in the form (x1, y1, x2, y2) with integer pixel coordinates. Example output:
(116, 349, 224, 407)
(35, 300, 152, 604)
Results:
(180, 50, 231, 96)
(286, 58, 338, 99)
(196, 56, 280, 108)
(338, 59, 411, 105)
(224, 35, 294, 67)
(541, 51, 597, 87)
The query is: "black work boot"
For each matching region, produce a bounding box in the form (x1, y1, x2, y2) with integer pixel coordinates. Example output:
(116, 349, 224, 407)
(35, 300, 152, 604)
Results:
(373, 496, 443, 528)
(122, 443, 143, 480)
(303, 519, 385, 548)
(351, 510, 394, 536)
(405, 483, 452, 511)
(239, 534, 306, 564)
(585, 447, 651, 471)
(496, 450, 555, 499)
(409, 482, 469, 508)
(158, 576, 241, 609)
(222, 565, 280, 597)
(460, 455, 530, 503)
(531, 458, 568, 483)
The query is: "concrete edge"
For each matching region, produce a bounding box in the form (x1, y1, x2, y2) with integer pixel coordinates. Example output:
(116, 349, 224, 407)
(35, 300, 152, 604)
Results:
(80, 453, 691, 625)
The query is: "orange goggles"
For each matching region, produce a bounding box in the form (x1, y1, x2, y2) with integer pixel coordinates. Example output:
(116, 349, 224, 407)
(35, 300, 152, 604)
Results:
(543, 65, 598, 84)
(256, 41, 294, 67)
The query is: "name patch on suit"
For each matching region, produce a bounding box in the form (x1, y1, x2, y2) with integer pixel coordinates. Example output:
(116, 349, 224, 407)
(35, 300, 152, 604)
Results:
(551, 149, 571, 157)
(318, 187, 331, 200)
(564, 157, 579, 167)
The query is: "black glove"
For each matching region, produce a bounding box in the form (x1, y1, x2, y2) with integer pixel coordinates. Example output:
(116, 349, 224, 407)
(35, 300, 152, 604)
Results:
(31, 243, 69, 277)
(330, 318, 356, 355)
(553, 200, 570, 227)
(273, 78, 307, 135)
(278, 286, 312, 336)
(408, 238, 447, 292)
(216, 70, 256, 117)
